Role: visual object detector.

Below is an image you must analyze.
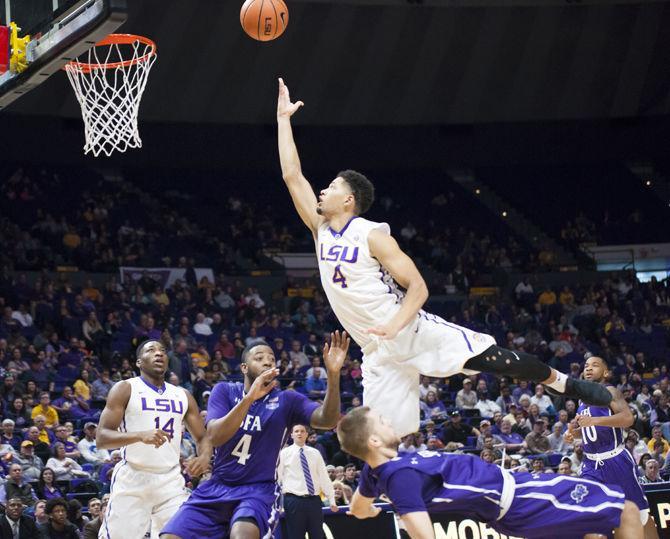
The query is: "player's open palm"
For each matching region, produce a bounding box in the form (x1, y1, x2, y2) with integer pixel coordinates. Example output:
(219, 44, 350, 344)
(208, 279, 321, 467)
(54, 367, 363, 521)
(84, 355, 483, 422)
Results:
(323, 330, 350, 375)
(277, 78, 304, 119)
(248, 368, 279, 401)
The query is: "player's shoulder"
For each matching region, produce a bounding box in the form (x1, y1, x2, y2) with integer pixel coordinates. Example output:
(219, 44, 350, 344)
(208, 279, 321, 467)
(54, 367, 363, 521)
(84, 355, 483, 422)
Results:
(166, 380, 188, 394)
(376, 454, 426, 482)
(351, 216, 390, 235)
(211, 381, 242, 399)
(277, 387, 296, 400)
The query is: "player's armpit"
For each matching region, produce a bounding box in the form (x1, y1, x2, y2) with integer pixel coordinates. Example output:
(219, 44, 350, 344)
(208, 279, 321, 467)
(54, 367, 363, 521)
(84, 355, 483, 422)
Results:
(400, 512, 436, 539)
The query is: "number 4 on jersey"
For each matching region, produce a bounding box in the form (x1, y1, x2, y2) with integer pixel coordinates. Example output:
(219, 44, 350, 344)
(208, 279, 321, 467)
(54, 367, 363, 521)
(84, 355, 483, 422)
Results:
(332, 265, 348, 288)
(232, 434, 252, 465)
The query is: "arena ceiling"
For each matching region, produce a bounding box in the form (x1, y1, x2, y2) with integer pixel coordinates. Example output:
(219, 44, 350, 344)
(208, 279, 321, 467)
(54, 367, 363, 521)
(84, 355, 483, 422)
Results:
(4, 0, 670, 126)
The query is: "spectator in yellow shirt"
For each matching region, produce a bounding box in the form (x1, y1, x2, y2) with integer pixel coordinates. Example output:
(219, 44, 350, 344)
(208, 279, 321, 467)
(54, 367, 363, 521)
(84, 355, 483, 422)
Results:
(32, 415, 54, 446)
(647, 425, 669, 459)
(31, 392, 59, 429)
(538, 288, 557, 306)
(559, 286, 574, 306)
(73, 370, 92, 402)
(62, 227, 81, 250)
(81, 279, 101, 302)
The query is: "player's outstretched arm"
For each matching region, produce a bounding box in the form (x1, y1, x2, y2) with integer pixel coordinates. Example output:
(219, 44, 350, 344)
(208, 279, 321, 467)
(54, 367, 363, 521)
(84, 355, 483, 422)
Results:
(310, 331, 348, 429)
(96, 381, 171, 450)
(207, 368, 279, 447)
(576, 387, 634, 429)
(401, 512, 436, 539)
(182, 390, 212, 477)
(276, 77, 322, 236)
(366, 230, 428, 340)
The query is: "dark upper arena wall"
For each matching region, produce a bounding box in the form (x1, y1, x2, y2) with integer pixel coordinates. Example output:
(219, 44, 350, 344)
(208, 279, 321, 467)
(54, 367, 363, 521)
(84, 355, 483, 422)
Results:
(4, 0, 670, 125)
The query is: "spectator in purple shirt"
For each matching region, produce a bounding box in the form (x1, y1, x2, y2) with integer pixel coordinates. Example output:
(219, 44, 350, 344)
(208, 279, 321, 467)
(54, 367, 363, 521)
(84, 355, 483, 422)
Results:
(57, 338, 85, 371)
(512, 380, 532, 401)
(497, 418, 526, 453)
(1, 419, 21, 450)
(36, 467, 65, 500)
(420, 391, 447, 423)
(98, 451, 122, 485)
(52, 425, 80, 460)
(51, 386, 90, 421)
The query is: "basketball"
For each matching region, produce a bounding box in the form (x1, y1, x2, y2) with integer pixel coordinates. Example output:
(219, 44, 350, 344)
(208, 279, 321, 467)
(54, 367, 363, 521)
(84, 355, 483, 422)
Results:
(240, 0, 289, 42)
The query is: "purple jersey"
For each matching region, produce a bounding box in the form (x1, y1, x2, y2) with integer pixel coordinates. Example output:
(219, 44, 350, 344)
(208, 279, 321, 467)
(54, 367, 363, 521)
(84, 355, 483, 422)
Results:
(577, 400, 624, 462)
(358, 451, 506, 522)
(359, 451, 627, 538)
(206, 382, 319, 485)
(577, 395, 649, 513)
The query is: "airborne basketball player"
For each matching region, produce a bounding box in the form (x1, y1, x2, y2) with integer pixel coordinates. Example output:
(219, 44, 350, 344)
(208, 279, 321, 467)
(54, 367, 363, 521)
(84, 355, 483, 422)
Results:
(276, 77, 613, 437)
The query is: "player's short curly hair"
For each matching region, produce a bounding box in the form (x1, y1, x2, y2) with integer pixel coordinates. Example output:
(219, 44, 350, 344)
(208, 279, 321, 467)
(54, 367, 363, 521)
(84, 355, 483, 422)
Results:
(337, 406, 373, 460)
(338, 170, 374, 215)
(135, 339, 162, 361)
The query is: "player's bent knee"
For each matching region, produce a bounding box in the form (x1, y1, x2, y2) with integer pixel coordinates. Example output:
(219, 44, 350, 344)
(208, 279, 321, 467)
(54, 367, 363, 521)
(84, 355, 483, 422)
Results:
(230, 520, 260, 539)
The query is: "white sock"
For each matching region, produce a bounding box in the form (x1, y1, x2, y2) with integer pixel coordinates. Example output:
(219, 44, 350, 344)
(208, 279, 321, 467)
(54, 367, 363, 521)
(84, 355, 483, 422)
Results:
(546, 371, 567, 393)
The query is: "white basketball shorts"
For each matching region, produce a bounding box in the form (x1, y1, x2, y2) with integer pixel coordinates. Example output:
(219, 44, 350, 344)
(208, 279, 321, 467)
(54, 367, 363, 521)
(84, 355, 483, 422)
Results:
(361, 310, 495, 437)
(100, 461, 189, 539)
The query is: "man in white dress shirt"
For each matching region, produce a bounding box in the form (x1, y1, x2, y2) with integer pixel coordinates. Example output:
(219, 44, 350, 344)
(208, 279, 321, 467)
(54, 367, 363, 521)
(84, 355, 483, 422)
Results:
(278, 424, 338, 539)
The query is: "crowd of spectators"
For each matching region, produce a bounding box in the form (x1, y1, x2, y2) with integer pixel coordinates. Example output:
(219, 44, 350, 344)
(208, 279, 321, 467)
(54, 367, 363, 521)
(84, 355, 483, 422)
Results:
(0, 160, 669, 533)
(0, 166, 239, 274)
(2, 165, 540, 289)
(0, 261, 667, 536)
(129, 167, 541, 289)
(477, 164, 670, 252)
(560, 209, 650, 250)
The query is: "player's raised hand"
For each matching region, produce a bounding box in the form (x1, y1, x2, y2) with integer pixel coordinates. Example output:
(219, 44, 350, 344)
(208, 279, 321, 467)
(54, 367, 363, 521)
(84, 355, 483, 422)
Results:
(184, 454, 211, 478)
(322, 330, 350, 375)
(248, 368, 279, 401)
(346, 504, 381, 520)
(140, 429, 171, 448)
(564, 422, 576, 443)
(277, 78, 304, 119)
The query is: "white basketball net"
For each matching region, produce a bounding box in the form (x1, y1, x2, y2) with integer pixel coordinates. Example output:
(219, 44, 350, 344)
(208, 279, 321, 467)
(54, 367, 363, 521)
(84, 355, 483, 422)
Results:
(65, 37, 157, 157)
